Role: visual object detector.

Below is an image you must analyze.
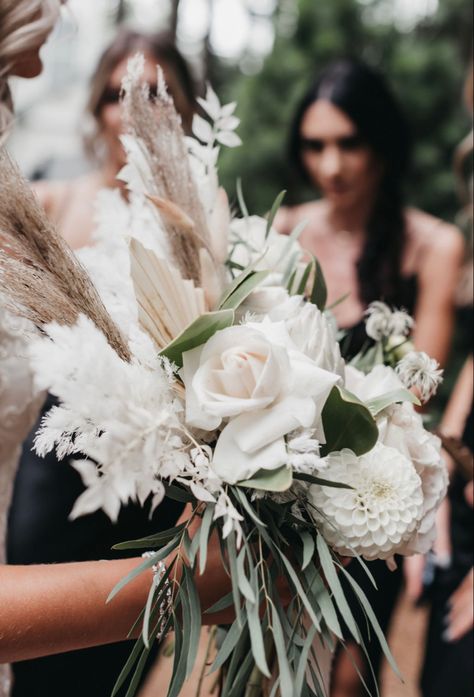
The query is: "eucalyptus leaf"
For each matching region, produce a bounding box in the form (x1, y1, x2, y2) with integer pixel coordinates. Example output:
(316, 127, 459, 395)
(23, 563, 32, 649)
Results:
(227, 532, 243, 627)
(209, 616, 246, 673)
(124, 646, 151, 697)
(182, 565, 202, 678)
(106, 539, 178, 603)
(294, 472, 353, 489)
(111, 637, 144, 697)
(277, 550, 321, 631)
(199, 504, 215, 575)
(167, 610, 187, 697)
(270, 602, 294, 697)
(298, 530, 315, 571)
(294, 260, 313, 296)
(265, 189, 286, 239)
(160, 309, 235, 368)
(141, 580, 157, 649)
(246, 596, 271, 677)
(281, 249, 302, 287)
(112, 522, 187, 551)
(366, 388, 420, 415)
(218, 266, 255, 308)
(219, 270, 270, 311)
(316, 534, 360, 643)
(309, 256, 328, 311)
(237, 547, 256, 603)
(238, 465, 293, 492)
(294, 625, 317, 697)
(233, 488, 267, 528)
(320, 385, 378, 457)
(204, 590, 234, 615)
(337, 562, 403, 680)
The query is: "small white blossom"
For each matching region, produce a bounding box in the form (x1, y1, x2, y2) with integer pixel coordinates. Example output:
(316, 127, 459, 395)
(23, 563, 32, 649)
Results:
(213, 491, 244, 546)
(389, 309, 414, 337)
(286, 429, 326, 473)
(365, 301, 392, 340)
(396, 351, 443, 402)
(365, 301, 414, 341)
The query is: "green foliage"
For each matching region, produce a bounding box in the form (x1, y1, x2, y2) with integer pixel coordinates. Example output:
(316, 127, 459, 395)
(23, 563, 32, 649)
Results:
(218, 0, 472, 223)
(320, 385, 379, 457)
(159, 309, 234, 368)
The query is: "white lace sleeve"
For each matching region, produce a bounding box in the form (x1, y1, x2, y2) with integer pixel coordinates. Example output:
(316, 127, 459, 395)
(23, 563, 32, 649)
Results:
(0, 309, 43, 697)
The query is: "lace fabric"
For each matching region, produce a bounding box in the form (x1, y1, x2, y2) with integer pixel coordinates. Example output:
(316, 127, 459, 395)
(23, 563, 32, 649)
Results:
(0, 308, 43, 697)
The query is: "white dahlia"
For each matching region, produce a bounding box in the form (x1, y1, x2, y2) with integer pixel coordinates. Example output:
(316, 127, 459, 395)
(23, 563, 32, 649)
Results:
(378, 402, 448, 554)
(310, 444, 424, 560)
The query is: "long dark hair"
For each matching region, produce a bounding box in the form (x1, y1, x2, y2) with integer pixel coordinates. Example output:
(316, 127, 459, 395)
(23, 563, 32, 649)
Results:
(289, 60, 412, 305)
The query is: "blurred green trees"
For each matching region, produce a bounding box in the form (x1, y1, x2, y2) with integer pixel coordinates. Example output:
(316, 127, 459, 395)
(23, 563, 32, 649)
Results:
(216, 0, 472, 223)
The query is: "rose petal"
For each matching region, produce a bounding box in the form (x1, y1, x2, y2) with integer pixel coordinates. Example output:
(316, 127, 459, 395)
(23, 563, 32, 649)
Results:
(182, 345, 221, 430)
(212, 422, 287, 483)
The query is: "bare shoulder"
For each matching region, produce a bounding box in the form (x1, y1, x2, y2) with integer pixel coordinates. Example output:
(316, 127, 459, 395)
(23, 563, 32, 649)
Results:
(274, 200, 325, 235)
(406, 207, 464, 257)
(405, 208, 463, 251)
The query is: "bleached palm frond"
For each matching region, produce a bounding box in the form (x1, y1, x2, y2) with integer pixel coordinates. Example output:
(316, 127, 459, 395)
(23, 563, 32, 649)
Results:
(0, 150, 131, 362)
(129, 239, 206, 350)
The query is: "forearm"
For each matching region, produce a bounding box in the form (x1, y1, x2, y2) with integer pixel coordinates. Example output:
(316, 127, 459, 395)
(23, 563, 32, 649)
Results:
(440, 356, 474, 437)
(0, 548, 233, 664)
(0, 558, 151, 663)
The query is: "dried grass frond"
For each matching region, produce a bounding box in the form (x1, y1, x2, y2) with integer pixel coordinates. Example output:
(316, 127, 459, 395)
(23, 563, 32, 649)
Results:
(0, 150, 131, 361)
(122, 58, 215, 286)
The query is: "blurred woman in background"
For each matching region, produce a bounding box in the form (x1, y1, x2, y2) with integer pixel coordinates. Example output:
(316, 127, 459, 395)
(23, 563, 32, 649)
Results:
(6, 29, 198, 697)
(33, 28, 197, 250)
(277, 59, 463, 367)
(276, 59, 464, 696)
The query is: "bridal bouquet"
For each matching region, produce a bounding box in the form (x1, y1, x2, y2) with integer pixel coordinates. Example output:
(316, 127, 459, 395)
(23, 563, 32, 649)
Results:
(0, 57, 446, 697)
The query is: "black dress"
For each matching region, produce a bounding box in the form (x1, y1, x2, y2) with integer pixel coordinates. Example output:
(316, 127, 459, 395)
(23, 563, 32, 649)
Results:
(420, 403, 473, 697)
(333, 276, 418, 694)
(7, 394, 183, 697)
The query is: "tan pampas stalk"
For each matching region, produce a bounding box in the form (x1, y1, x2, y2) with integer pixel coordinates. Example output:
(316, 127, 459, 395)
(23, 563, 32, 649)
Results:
(0, 150, 131, 362)
(122, 56, 216, 286)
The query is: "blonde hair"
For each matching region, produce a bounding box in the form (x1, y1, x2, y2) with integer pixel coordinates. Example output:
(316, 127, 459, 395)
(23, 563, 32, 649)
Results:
(0, 0, 60, 139)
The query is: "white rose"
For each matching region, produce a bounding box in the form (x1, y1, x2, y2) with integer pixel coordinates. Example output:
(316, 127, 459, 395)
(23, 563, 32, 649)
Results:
(278, 300, 345, 376)
(182, 325, 290, 431)
(229, 215, 303, 281)
(182, 323, 341, 483)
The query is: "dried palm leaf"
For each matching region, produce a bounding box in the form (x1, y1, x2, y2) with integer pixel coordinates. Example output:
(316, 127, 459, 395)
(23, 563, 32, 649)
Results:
(130, 239, 206, 350)
(0, 150, 131, 362)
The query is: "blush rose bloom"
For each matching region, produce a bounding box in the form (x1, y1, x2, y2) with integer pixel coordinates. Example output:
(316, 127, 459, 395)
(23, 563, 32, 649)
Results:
(181, 324, 340, 483)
